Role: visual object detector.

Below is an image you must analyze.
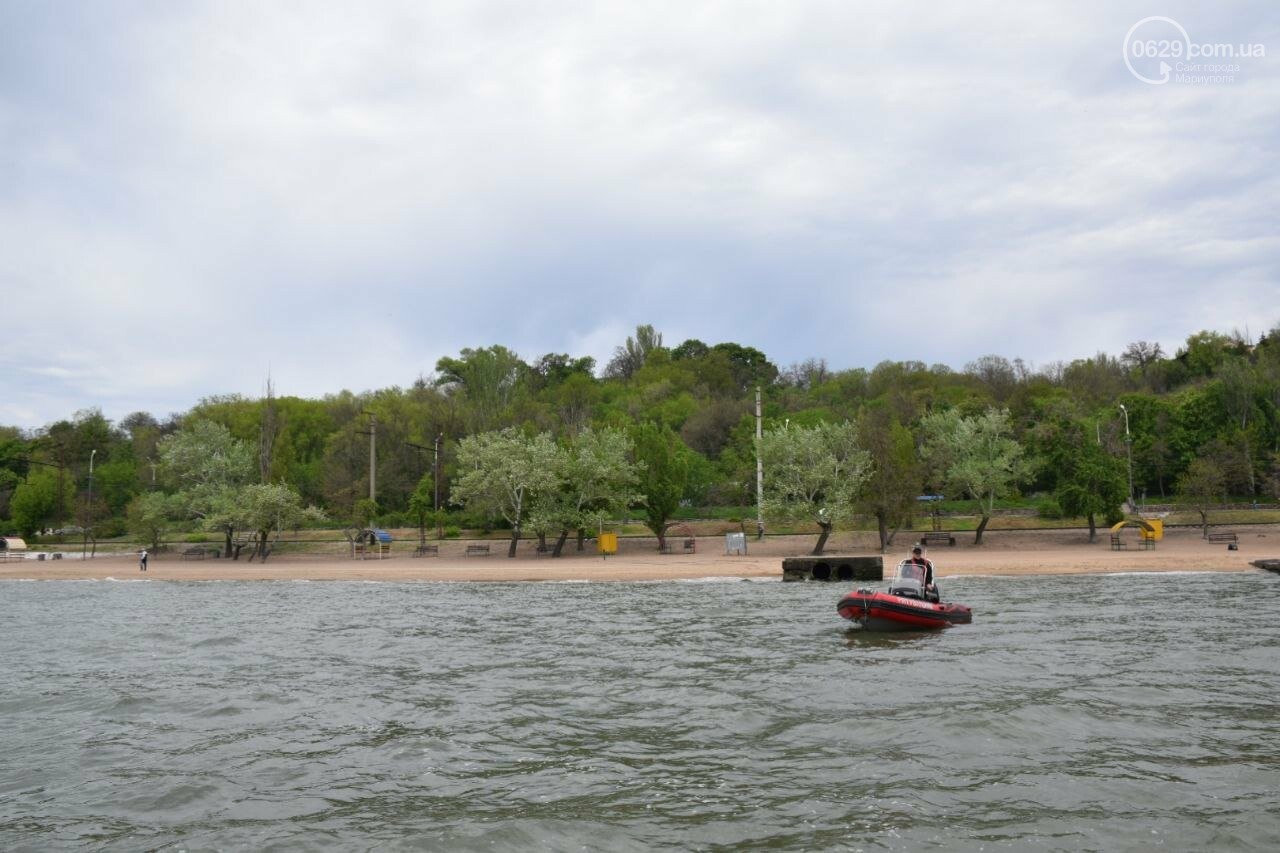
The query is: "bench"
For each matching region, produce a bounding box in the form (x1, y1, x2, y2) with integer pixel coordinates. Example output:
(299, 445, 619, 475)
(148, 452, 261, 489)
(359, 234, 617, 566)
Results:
(533, 542, 554, 557)
(465, 544, 490, 557)
(1110, 534, 1128, 551)
(182, 547, 217, 560)
(1207, 531, 1238, 544)
(413, 544, 439, 557)
(920, 532, 956, 547)
(683, 537, 696, 553)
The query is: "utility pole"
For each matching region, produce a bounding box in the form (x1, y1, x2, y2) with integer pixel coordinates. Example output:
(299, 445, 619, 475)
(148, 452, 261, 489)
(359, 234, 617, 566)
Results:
(408, 436, 445, 541)
(755, 386, 764, 540)
(359, 412, 377, 504)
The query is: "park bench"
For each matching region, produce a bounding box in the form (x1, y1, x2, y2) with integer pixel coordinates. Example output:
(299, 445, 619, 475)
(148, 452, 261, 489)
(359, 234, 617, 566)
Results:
(413, 544, 439, 557)
(465, 544, 490, 557)
(660, 537, 698, 554)
(920, 532, 956, 547)
(533, 542, 554, 557)
(1110, 534, 1127, 550)
(1206, 531, 1238, 544)
(182, 546, 217, 560)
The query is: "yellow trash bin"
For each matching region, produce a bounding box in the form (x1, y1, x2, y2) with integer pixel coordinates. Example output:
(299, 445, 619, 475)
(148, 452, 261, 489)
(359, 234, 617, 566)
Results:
(598, 532, 618, 555)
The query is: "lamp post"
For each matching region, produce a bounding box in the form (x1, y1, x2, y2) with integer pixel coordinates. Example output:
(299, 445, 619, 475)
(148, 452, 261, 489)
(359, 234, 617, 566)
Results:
(434, 434, 443, 540)
(82, 449, 96, 559)
(1119, 404, 1133, 511)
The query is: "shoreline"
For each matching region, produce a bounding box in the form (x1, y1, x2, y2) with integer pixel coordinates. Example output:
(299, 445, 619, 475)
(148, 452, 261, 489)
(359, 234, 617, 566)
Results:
(2, 526, 1275, 582)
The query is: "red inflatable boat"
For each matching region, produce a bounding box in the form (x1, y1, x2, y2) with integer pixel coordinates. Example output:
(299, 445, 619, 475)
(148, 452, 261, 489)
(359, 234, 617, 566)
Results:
(837, 560, 973, 631)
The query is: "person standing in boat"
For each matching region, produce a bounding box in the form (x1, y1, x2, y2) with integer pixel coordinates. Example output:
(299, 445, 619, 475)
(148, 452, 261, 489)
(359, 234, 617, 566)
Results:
(908, 545, 939, 602)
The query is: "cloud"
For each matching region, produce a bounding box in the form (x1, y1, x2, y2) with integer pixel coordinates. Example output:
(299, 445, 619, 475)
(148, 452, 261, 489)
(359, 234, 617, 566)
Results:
(1, 1, 1277, 427)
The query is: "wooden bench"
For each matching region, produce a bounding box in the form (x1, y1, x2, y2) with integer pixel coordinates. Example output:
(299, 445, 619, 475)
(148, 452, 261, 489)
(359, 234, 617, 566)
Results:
(413, 544, 439, 557)
(920, 532, 956, 547)
(1207, 531, 1238, 543)
(465, 544, 490, 557)
(1110, 534, 1128, 550)
(533, 542, 554, 557)
(182, 547, 217, 560)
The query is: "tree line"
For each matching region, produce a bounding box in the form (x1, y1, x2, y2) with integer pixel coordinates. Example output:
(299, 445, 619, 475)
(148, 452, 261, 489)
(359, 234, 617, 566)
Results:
(3, 323, 1279, 554)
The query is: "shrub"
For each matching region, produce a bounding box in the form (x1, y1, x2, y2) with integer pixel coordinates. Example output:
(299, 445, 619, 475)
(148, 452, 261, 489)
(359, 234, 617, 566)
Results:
(1038, 499, 1064, 520)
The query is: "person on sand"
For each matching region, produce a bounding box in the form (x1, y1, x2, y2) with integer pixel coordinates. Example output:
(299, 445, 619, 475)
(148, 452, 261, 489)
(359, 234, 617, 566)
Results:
(908, 545, 939, 602)
(139, 549, 148, 572)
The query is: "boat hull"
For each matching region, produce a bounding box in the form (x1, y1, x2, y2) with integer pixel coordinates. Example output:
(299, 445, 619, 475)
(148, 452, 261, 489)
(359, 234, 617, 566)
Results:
(837, 590, 972, 631)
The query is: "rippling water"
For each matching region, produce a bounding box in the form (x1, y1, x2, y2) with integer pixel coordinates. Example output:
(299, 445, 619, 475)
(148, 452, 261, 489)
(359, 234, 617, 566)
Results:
(2, 572, 1279, 851)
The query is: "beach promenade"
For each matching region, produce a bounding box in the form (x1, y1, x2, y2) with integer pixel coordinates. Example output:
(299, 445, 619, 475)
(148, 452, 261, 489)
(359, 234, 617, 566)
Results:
(2, 525, 1274, 582)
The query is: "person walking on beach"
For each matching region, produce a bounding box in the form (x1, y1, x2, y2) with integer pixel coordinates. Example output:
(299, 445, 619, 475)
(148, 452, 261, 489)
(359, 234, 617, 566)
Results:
(139, 549, 148, 572)
(908, 545, 937, 601)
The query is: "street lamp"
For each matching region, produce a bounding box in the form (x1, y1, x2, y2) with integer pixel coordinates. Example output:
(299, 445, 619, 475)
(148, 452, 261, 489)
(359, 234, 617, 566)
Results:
(82, 449, 96, 559)
(1119, 404, 1133, 511)
(434, 433, 443, 540)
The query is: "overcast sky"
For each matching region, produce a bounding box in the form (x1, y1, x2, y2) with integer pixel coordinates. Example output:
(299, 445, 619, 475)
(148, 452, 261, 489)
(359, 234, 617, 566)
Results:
(2, 1, 1277, 429)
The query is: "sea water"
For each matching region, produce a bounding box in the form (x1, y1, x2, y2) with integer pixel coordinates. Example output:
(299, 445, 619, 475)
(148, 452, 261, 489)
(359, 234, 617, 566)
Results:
(1, 572, 1278, 851)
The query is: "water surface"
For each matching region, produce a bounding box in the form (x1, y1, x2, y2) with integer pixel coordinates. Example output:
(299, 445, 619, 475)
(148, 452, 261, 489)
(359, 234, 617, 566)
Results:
(2, 572, 1278, 850)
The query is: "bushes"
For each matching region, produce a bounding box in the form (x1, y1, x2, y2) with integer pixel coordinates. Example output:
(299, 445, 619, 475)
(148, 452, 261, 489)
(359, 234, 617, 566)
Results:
(1037, 499, 1064, 520)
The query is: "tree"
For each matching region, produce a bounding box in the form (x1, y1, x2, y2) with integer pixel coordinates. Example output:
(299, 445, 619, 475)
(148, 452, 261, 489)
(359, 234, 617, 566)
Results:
(453, 428, 560, 557)
(1053, 439, 1128, 543)
(434, 345, 526, 431)
(858, 408, 922, 552)
(630, 422, 691, 551)
(531, 428, 640, 555)
(408, 471, 437, 543)
(159, 420, 255, 557)
(921, 408, 1030, 545)
(9, 469, 75, 538)
(605, 324, 665, 379)
(238, 483, 325, 560)
(126, 491, 176, 551)
(1177, 457, 1226, 536)
(759, 421, 870, 555)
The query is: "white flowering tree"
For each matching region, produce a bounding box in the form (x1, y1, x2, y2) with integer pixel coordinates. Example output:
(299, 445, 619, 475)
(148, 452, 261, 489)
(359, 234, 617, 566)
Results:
(453, 428, 560, 557)
(759, 421, 870, 555)
(921, 407, 1030, 545)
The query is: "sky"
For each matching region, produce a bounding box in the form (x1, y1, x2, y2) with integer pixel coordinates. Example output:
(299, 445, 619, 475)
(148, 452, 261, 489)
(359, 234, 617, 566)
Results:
(2, 1, 1278, 429)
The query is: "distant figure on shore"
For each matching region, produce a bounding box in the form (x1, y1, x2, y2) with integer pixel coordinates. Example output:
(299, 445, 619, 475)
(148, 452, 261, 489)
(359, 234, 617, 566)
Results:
(908, 545, 938, 602)
(139, 549, 148, 572)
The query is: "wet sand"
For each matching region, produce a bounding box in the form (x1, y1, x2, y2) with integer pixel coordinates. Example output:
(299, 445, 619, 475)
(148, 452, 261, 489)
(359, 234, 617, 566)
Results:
(2, 525, 1276, 582)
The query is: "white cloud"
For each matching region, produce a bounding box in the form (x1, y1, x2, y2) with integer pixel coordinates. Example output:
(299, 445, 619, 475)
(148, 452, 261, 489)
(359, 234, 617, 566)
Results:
(1, 1, 1277, 427)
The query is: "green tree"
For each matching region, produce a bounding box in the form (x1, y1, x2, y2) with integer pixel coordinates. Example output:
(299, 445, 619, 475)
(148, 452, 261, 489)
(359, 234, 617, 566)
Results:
(126, 491, 177, 551)
(530, 428, 640, 555)
(922, 408, 1030, 545)
(631, 422, 691, 551)
(759, 421, 870, 555)
(159, 420, 255, 557)
(238, 483, 325, 560)
(858, 407, 922, 552)
(605, 324, 665, 380)
(10, 469, 76, 538)
(1053, 438, 1128, 543)
(453, 428, 560, 557)
(434, 346, 527, 431)
(1177, 457, 1226, 536)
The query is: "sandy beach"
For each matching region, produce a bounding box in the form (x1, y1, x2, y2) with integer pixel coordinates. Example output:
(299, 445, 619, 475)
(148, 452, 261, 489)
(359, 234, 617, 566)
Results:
(2, 524, 1277, 582)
